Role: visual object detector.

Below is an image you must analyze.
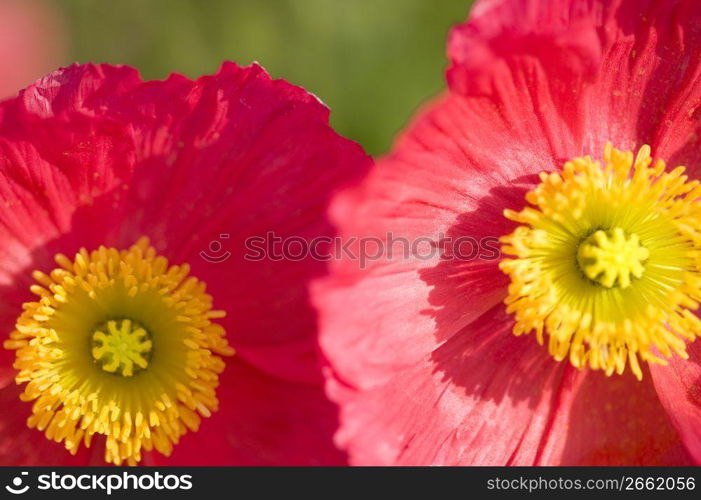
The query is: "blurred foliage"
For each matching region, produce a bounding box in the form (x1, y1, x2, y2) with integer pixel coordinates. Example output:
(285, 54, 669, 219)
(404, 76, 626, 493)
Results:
(56, 0, 472, 155)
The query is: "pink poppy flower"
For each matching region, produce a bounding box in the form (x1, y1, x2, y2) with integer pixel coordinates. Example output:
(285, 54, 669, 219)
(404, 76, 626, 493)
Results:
(315, 0, 701, 465)
(0, 62, 370, 465)
(0, 0, 66, 99)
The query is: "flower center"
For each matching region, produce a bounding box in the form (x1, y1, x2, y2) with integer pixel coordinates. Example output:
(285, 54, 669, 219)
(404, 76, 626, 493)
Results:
(91, 319, 153, 377)
(576, 228, 649, 289)
(500, 144, 701, 380)
(4, 238, 234, 465)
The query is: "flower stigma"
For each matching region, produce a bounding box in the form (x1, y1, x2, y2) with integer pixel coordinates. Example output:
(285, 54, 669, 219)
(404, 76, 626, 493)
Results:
(91, 319, 153, 377)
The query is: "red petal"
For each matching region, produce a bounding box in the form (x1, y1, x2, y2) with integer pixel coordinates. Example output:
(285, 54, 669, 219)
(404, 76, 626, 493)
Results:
(449, 0, 602, 137)
(318, 0, 701, 466)
(316, 92, 553, 389)
(649, 340, 701, 463)
(0, 62, 369, 381)
(328, 304, 690, 465)
(537, 366, 692, 465)
(0, 379, 96, 465)
(20, 63, 370, 383)
(0, 69, 137, 378)
(0, 62, 368, 463)
(327, 305, 566, 464)
(449, 0, 701, 169)
(149, 358, 345, 466)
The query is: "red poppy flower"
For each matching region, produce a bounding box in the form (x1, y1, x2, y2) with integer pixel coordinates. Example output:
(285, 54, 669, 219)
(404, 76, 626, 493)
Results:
(0, 0, 66, 99)
(0, 62, 370, 465)
(315, 0, 701, 465)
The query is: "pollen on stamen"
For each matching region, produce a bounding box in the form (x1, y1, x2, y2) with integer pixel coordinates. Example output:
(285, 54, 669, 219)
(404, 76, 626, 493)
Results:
(3, 237, 234, 465)
(499, 143, 701, 380)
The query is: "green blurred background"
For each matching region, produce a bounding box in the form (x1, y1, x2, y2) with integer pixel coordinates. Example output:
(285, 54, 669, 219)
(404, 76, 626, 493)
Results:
(54, 0, 472, 156)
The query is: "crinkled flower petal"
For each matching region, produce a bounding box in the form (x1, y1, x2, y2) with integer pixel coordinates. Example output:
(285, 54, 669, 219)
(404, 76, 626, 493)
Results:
(318, 0, 701, 465)
(0, 62, 369, 465)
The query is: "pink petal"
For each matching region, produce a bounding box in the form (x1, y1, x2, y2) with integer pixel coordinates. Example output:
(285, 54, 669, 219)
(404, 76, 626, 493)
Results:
(0, 72, 136, 378)
(0, 62, 368, 464)
(316, 91, 558, 389)
(649, 340, 701, 463)
(329, 305, 566, 464)
(450, 0, 701, 169)
(0, 379, 99, 465)
(0, 62, 370, 384)
(329, 304, 690, 465)
(538, 366, 692, 465)
(148, 358, 345, 466)
(319, 0, 701, 465)
(66, 63, 371, 383)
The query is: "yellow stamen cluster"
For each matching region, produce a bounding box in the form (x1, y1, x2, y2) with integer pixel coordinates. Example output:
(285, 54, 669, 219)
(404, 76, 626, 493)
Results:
(4, 238, 234, 465)
(500, 144, 701, 380)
